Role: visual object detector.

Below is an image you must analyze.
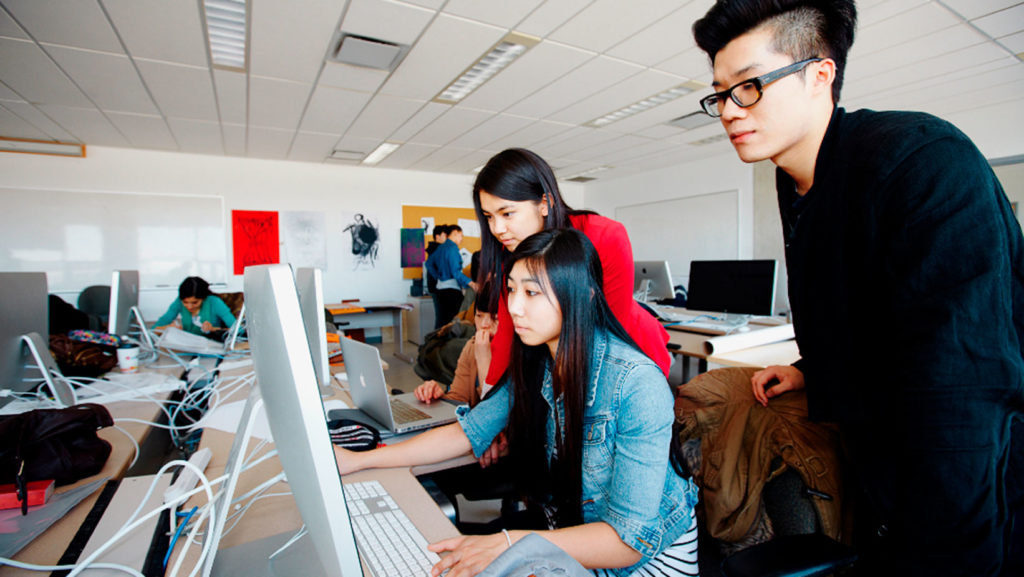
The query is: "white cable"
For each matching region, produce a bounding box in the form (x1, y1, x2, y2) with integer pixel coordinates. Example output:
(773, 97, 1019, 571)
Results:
(0, 558, 145, 576)
(110, 424, 141, 469)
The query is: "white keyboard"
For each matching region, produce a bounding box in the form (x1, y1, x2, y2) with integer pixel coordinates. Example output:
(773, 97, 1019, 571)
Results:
(344, 480, 440, 577)
(654, 307, 746, 334)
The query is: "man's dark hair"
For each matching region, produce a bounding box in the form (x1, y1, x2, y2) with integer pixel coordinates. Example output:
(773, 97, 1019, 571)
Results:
(432, 224, 449, 240)
(447, 224, 462, 234)
(693, 0, 857, 103)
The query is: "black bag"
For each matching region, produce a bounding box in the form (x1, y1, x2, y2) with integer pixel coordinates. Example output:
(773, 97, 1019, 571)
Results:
(49, 333, 118, 378)
(0, 404, 114, 514)
(413, 320, 475, 385)
(327, 419, 381, 452)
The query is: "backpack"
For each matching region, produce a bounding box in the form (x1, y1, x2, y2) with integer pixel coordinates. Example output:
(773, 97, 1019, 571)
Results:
(413, 320, 475, 385)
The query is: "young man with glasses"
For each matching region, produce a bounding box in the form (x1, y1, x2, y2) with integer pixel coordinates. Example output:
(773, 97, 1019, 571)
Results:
(694, 1, 1023, 575)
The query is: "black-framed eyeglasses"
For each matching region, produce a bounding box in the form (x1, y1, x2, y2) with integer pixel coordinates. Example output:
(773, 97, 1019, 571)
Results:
(700, 58, 823, 117)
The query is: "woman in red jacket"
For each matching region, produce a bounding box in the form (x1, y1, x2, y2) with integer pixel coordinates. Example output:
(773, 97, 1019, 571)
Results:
(473, 148, 671, 390)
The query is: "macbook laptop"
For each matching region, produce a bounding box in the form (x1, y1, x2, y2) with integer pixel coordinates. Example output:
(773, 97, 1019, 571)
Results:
(334, 337, 456, 435)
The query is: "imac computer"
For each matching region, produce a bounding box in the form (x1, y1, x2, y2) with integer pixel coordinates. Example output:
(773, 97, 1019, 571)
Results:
(633, 260, 675, 302)
(0, 272, 74, 409)
(686, 260, 778, 318)
(295, 267, 331, 395)
(108, 270, 155, 349)
(230, 264, 362, 576)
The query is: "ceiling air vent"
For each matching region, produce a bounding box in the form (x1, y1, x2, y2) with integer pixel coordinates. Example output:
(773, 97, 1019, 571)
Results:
(566, 176, 597, 183)
(328, 33, 408, 71)
(667, 111, 718, 131)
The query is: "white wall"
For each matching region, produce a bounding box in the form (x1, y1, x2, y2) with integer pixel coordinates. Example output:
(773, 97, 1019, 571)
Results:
(0, 146, 583, 320)
(583, 151, 755, 287)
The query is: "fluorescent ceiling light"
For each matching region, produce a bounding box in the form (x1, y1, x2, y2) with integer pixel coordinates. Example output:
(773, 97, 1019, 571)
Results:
(362, 142, 400, 165)
(0, 136, 85, 157)
(203, 0, 247, 70)
(587, 81, 706, 128)
(433, 32, 539, 105)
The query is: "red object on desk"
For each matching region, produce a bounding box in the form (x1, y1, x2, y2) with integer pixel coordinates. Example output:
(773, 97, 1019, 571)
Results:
(0, 479, 55, 509)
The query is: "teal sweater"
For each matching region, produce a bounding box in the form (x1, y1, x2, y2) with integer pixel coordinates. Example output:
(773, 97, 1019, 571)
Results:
(155, 295, 236, 336)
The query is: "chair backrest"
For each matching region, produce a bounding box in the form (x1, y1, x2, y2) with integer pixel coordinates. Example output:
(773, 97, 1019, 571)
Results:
(77, 285, 111, 320)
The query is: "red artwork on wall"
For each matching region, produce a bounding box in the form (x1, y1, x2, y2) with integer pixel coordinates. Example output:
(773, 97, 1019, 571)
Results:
(232, 210, 279, 275)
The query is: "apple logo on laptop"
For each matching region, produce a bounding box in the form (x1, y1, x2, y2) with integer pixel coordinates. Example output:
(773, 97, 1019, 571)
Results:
(358, 373, 369, 389)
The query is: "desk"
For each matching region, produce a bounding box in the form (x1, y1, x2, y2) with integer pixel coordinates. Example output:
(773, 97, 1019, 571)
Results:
(707, 339, 801, 369)
(328, 301, 414, 364)
(1, 370, 183, 576)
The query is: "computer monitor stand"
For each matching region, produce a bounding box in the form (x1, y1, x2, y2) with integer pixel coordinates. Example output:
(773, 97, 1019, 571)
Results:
(129, 305, 156, 351)
(634, 279, 653, 303)
(20, 332, 76, 407)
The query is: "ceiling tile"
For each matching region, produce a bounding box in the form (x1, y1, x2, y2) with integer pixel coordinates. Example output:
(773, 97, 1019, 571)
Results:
(213, 69, 247, 125)
(102, 0, 207, 66)
(375, 142, 439, 169)
(516, 0, 593, 38)
(38, 104, 128, 146)
(289, 130, 341, 162)
(249, 0, 340, 84)
(378, 14, 506, 101)
(846, 24, 988, 84)
(547, 69, 685, 125)
(458, 40, 594, 112)
(222, 122, 245, 156)
(941, 0, 1023, 20)
(653, 46, 712, 82)
(504, 55, 642, 119)
(0, 37, 92, 106)
(249, 76, 312, 129)
(400, 0, 446, 11)
(443, 0, 545, 28)
(2, 0, 122, 52)
(0, 102, 50, 139)
(971, 4, 1024, 39)
(106, 111, 176, 149)
(300, 84, 373, 134)
(0, 99, 77, 140)
(0, 6, 30, 39)
(442, 147, 497, 173)
(855, 3, 961, 56)
(547, 0, 684, 53)
(857, 0, 929, 27)
(44, 44, 158, 114)
(1000, 30, 1024, 53)
(483, 119, 574, 151)
(134, 58, 218, 121)
(345, 94, 427, 140)
(535, 127, 619, 159)
(318, 62, 389, 92)
(410, 145, 475, 172)
(0, 82, 23, 100)
(168, 117, 224, 155)
(448, 112, 534, 148)
(605, 0, 713, 66)
(408, 106, 492, 146)
(390, 101, 449, 141)
(340, 0, 435, 46)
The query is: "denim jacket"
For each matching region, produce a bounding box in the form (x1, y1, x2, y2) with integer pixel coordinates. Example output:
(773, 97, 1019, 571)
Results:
(457, 330, 698, 575)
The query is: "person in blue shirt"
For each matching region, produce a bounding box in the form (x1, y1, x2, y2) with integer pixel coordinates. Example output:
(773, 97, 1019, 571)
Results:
(335, 228, 698, 577)
(425, 224, 477, 329)
(154, 276, 236, 341)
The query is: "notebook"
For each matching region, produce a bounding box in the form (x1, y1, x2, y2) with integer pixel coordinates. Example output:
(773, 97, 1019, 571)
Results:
(333, 337, 456, 435)
(155, 304, 245, 356)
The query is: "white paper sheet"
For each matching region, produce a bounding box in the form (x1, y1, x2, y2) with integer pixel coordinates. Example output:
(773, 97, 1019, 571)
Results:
(703, 323, 796, 355)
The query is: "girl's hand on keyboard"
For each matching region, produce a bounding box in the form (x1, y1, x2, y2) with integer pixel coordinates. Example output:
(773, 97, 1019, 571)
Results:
(415, 381, 445, 403)
(428, 533, 510, 577)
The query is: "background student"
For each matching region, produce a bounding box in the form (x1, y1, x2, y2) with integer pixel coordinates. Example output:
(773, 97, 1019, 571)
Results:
(426, 224, 476, 329)
(335, 229, 698, 577)
(415, 282, 498, 406)
(472, 148, 671, 391)
(693, 1, 1024, 574)
(154, 276, 236, 340)
(425, 224, 449, 329)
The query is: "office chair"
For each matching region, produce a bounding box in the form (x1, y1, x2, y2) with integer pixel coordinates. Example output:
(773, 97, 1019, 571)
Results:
(77, 285, 111, 324)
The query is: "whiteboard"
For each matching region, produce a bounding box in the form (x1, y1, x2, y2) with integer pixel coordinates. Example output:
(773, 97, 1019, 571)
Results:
(0, 187, 226, 292)
(616, 190, 739, 287)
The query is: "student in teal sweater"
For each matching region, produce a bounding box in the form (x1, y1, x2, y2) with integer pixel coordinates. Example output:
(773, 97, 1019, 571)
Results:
(155, 277, 236, 340)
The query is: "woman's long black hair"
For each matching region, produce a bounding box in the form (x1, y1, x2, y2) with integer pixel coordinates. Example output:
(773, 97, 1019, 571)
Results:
(472, 149, 592, 301)
(503, 228, 637, 527)
(178, 276, 214, 300)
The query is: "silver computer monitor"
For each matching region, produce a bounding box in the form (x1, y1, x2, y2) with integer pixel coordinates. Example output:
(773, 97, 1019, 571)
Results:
(240, 264, 362, 576)
(295, 267, 331, 394)
(0, 272, 49, 408)
(686, 259, 778, 316)
(108, 270, 139, 337)
(633, 260, 675, 302)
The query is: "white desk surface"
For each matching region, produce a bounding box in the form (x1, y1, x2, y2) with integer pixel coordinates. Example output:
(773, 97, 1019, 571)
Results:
(707, 339, 801, 369)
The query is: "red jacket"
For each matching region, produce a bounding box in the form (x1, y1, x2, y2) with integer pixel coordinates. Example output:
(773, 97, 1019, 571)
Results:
(485, 213, 671, 385)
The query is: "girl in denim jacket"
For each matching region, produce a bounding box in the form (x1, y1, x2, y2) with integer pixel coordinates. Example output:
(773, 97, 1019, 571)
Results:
(335, 229, 698, 577)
